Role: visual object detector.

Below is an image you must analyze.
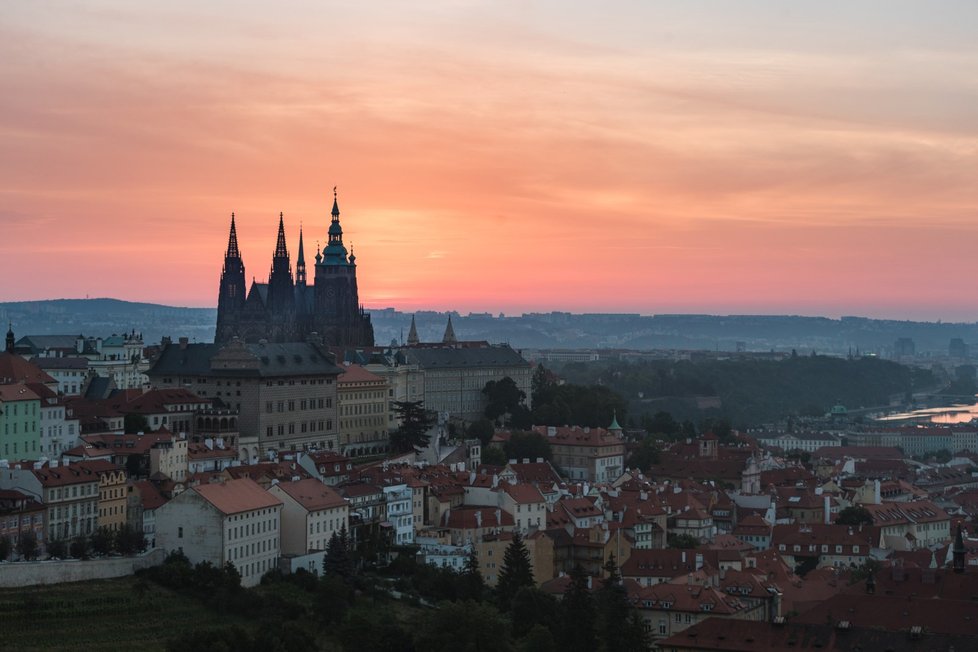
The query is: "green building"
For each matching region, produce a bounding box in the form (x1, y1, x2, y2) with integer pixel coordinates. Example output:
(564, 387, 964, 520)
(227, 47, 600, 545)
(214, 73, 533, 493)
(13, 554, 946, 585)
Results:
(0, 383, 42, 460)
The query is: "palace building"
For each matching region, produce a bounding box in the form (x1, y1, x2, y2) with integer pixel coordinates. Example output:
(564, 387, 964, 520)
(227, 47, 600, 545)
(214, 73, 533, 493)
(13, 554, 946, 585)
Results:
(214, 191, 374, 347)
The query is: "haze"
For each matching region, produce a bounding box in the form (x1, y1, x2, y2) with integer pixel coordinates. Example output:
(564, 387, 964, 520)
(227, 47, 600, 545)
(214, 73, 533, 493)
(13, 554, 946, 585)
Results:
(2, 1, 977, 320)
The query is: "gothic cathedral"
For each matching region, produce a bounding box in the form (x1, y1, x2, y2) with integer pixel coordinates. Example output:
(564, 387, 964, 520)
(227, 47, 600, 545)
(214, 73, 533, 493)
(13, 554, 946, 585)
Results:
(214, 192, 375, 347)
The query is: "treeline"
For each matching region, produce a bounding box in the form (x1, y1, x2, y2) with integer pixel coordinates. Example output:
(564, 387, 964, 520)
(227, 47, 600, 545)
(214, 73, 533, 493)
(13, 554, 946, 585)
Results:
(144, 531, 651, 651)
(556, 355, 935, 428)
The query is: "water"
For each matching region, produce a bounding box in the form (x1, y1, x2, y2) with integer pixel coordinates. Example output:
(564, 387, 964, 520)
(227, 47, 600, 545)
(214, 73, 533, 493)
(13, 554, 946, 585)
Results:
(876, 397, 978, 425)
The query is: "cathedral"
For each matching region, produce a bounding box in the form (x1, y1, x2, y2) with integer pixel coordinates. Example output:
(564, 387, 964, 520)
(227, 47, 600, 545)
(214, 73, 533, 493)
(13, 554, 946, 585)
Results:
(214, 192, 374, 347)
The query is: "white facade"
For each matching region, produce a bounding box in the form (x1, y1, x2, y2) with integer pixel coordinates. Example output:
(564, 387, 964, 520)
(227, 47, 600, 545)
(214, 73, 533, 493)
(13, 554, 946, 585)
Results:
(155, 479, 282, 587)
(268, 479, 350, 556)
(384, 484, 415, 545)
(39, 401, 80, 458)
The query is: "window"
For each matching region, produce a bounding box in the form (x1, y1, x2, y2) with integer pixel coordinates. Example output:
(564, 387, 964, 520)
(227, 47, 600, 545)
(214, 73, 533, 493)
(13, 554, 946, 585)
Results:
(178, 527, 183, 538)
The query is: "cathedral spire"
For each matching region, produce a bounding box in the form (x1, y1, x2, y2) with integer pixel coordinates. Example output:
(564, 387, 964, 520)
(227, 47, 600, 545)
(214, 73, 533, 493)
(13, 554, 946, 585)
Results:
(226, 213, 241, 258)
(443, 315, 457, 344)
(5, 322, 14, 353)
(296, 226, 307, 286)
(407, 314, 419, 345)
(274, 212, 289, 259)
(332, 185, 340, 220)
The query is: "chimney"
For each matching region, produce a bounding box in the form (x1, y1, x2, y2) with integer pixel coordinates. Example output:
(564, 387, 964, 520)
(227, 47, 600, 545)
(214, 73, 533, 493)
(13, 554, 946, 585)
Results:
(682, 551, 687, 564)
(873, 479, 881, 505)
(178, 337, 189, 350)
(475, 511, 482, 528)
(824, 495, 831, 525)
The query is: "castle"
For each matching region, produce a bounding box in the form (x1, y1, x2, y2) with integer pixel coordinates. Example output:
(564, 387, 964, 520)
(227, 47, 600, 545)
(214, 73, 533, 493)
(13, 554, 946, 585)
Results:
(214, 192, 374, 347)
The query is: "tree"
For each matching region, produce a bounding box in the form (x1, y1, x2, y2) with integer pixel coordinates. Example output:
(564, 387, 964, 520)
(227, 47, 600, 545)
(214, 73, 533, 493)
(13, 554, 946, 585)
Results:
(625, 437, 660, 472)
(667, 533, 700, 549)
(495, 531, 535, 609)
(323, 525, 352, 580)
(503, 431, 552, 463)
(0, 536, 11, 562)
(124, 413, 150, 434)
(460, 548, 486, 601)
(596, 555, 649, 651)
(510, 586, 558, 639)
(836, 506, 873, 526)
(16, 530, 38, 561)
(91, 527, 114, 556)
(70, 535, 90, 560)
(467, 418, 495, 446)
(414, 600, 512, 652)
(46, 538, 68, 560)
(480, 446, 508, 466)
(558, 564, 596, 652)
(483, 377, 527, 425)
(390, 401, 435, 453)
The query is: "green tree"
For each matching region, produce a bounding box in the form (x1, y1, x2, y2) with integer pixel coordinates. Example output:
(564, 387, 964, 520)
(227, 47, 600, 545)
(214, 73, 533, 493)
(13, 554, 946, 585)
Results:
(323, 525, 353, 580)
(480, 446, 508, 466)
(390, 401, 435, 453)
(596, 555, 649, 651)
(558, 564, 596, 652)
(46, 538, 67, 559)
(483, 377, 527, 425)
(511, 586, 558, 639)
(495, 531, 535, 609)
(503, 431, 552, 463)
(625, 437, 660, 472)
(124, 413, 150, 434)
(518, 625, 557, 652)
(414, 600, 512, 652)
(460, 548, 486, 601)
(91, 527, 114, 555)
(316, 574, 353, 628)
(0, 535, 11, 561)
(836, 506, 873, 526)
(16, 530, 38, 560)
(70, 534, 91, 560)
(667, 533, 700, 549)
(338, 613, 415, 652)
(467, 418, 496, 446)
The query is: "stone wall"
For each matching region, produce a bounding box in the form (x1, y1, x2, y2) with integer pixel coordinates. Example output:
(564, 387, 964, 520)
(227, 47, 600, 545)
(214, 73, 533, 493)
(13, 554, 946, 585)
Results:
(0, 549, 165, 588)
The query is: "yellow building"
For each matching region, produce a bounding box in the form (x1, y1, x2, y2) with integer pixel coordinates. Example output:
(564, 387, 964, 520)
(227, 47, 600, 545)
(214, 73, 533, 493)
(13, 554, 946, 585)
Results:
(336, 364, 391, 456)
(92, 460, 128, 531)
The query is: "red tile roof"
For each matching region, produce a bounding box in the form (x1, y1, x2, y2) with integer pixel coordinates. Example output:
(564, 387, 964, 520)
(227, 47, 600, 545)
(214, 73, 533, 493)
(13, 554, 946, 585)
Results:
(0, 353, 56, 385)
(192, 478, 282, 515)
(273, 478, 349, 511)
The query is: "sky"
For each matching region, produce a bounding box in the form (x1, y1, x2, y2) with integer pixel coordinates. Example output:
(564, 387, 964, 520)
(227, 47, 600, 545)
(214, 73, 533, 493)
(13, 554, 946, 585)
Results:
(2, 1, 977, 320)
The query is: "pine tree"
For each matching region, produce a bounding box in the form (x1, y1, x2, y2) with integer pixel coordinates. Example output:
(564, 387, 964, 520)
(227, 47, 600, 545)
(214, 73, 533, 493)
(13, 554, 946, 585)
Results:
(390, 401, 435, 453)
(461, 547, 486, 601)
(496, 530, 534, 609)
(596, 555, 648, 651)
(323, 525, 352, 580)
(559, 564, 596, 652)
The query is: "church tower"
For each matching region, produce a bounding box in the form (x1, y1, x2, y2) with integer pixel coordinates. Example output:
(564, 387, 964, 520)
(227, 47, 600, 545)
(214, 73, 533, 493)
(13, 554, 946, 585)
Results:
(215, 213, 247, 344)
(313, 189, 374, 347)
(294, 226, 309, 316)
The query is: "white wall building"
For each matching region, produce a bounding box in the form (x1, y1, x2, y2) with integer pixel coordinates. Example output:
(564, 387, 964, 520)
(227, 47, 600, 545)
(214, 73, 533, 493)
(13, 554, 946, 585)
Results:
(155, 478, 282, 587)
(268, 478, 349, 556)
(384, 484, 415, 545)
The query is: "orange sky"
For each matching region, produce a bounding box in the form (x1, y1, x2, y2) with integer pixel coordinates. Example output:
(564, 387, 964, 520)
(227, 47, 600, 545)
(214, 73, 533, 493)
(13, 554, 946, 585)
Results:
(2, 2, 978, 320)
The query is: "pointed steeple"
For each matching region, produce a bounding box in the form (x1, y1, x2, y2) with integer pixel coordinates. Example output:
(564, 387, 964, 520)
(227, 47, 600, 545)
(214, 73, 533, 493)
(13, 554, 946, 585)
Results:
(226, 213, 241, 258)
(296, 226, 307, 286)
(274, 212, 289, 259)
(321, 186, 349, 266)
(5, 322, 14, 353)
(407, 314, 420, 345)
(609, 409, 622, 433)
(442, 315, 457, 344)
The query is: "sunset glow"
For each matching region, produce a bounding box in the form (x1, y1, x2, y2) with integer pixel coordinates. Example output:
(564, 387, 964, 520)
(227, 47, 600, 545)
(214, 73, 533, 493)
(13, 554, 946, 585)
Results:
(2, 2, 977, 319)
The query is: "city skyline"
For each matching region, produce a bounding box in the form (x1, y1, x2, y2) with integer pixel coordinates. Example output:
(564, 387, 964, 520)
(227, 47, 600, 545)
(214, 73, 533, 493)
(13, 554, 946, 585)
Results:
(3, 2, 978, 320)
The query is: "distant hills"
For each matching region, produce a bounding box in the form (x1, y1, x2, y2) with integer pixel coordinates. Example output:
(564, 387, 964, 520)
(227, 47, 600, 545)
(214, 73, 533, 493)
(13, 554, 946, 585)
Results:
(2, 299, 977, 355)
